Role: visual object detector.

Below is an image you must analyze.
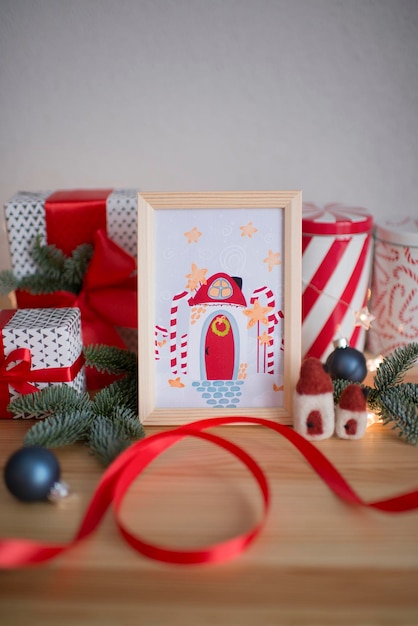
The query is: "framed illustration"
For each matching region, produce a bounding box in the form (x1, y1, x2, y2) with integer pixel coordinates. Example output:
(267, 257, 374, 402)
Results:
(137, 191, 302, 425)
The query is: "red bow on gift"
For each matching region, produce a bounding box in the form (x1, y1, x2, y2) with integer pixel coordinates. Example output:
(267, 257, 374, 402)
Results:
(0, 347, 84, 417)
(16, 230, 138, 388)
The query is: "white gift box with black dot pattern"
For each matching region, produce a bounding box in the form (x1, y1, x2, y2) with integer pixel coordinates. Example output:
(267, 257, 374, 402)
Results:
(4, 189, 138, 278)
(1, 307, 86, 411)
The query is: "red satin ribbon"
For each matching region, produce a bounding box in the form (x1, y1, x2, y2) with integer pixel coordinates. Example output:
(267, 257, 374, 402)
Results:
(0, 309, 85, 418)
(16, 229, 137, 349)
(44, 189, 112, 255)
(1, 416, 417, 568)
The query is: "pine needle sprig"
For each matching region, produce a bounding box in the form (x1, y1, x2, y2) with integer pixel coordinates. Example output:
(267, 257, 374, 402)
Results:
(83, 344, 138, 375)
(92, 378, 138, 416)
(88, 416, 135, 466)
(62, 243, 93, 292)
(374, 343, 418, 392)
(378, 389, 418, 445)
(23, 410, 93, 448)
(332, 342, 418, 445)
(0, 237, 94, 296)
(8, 385, 90, 419)
(0, 270, 19, 295)
(8, 346, 144, 466)
(30, 235, 66, 281)
(17, 272, 65, 295)
(332, 378, 356, 404)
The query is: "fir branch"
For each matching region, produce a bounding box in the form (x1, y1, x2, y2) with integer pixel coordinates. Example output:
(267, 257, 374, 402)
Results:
(62, 243, 93, 293)
(92, 375, 138, 415)
(332, 378, 358, 404)
(8, 385, 91, 419)
(0, 237, 93, 296)
(109, 405, 145, 439)
(23, 410, 93, 448)
(374, 343, 418, 392)
(30, 235, 66, 280)
(332, 343, 418, 444)
(11, 345, 142, 465)
(17, 273, 66, 295)
(88, 415, 138, 466)
(378, 389, 418, 445)
(0, 270, 19, 295)
(83, 345, 138, 375)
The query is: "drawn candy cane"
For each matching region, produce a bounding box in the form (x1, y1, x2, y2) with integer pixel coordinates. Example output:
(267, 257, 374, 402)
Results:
(169, 290, 190, 374)
(180, 334, 188, 375)
(250, 286, 277, 374)
(154, 325, 168, 360)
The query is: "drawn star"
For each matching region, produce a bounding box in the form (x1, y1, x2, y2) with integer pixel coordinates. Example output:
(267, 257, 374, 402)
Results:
(243, 299, 273, 328)
(258, 331, 273, 346)
(168, 377, 185, 388)
(240, 221, 258, 238)
(264, 249, 281, 272)
(185, 263, 207, 291)
(184, 226, 202, 244)
(354, 306, 376, 330)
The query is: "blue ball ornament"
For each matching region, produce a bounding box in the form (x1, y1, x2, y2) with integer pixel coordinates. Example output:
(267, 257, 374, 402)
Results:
(4, 446, 62, 502)
(324, 338, 368, 383)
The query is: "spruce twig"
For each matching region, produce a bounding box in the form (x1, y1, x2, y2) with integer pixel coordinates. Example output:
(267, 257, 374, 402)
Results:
(88, 416, 135, 466)
(0, 270, 19, 295)
(0, 237, 93, 296)
(332, 343, 418, 444)
(8, 386, 90, 419)
(84, 344, 138, 375)
(8, 346, 144, 466)
(24, 410, 93, 448)
(374, 343, 418, 392)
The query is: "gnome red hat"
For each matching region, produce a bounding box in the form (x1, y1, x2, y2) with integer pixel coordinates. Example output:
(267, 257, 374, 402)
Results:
(293, 357, 335, 441)
(335, 384, 368, 440)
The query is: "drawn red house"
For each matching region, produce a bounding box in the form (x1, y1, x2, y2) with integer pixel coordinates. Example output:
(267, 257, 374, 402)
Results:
(187, 272, 248, 381)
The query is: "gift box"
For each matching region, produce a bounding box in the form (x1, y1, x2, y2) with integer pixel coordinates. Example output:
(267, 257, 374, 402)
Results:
(302, 203, 374, 361)
(0, 307, 86, 418)
(3, 190, 139, 387)
(367, 216, 418, 356)
(4, 188, 138, 278)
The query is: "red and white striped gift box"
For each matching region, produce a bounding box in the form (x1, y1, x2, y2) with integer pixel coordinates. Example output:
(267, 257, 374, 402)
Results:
(302, 203, 374, 361)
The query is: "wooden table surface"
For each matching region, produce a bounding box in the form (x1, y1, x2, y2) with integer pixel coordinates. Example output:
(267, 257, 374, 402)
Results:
(1, 392, 418, 626)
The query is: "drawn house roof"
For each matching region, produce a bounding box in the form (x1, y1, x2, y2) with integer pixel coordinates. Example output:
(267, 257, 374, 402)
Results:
(189, 272, 247, 307)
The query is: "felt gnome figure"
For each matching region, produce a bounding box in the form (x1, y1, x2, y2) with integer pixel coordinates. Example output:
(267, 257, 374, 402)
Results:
(335, 384, 368, 440)
(293, 357, 335, 441)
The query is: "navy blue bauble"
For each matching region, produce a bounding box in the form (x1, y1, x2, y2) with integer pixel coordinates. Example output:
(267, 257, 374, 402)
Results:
(324, 339, 367, 383)
(3, 446, 61, 502)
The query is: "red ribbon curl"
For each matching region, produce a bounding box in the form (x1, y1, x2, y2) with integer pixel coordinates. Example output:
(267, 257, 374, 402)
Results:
(0, 416, 417, 568)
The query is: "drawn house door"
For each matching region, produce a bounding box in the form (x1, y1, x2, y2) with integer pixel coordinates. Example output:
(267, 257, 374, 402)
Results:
(204, 313, 235, 380)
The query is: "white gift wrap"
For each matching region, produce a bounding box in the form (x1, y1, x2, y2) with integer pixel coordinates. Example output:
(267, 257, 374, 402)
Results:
(367, 217, 418, 356)
(302, 203, 374, 362)
(4, 188, 138, 278)
(1, 307, 85, 411)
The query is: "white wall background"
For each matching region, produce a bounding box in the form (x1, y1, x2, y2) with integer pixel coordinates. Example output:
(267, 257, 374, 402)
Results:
(1, 0, 417, 270)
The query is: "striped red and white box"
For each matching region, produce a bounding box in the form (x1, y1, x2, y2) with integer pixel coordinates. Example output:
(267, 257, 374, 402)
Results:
(367, 217, 418, 356)
(302, 203, 374, 361)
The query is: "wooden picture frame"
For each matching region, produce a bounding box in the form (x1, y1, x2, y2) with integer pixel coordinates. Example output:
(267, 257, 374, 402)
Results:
(137, 191, 302, 425)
